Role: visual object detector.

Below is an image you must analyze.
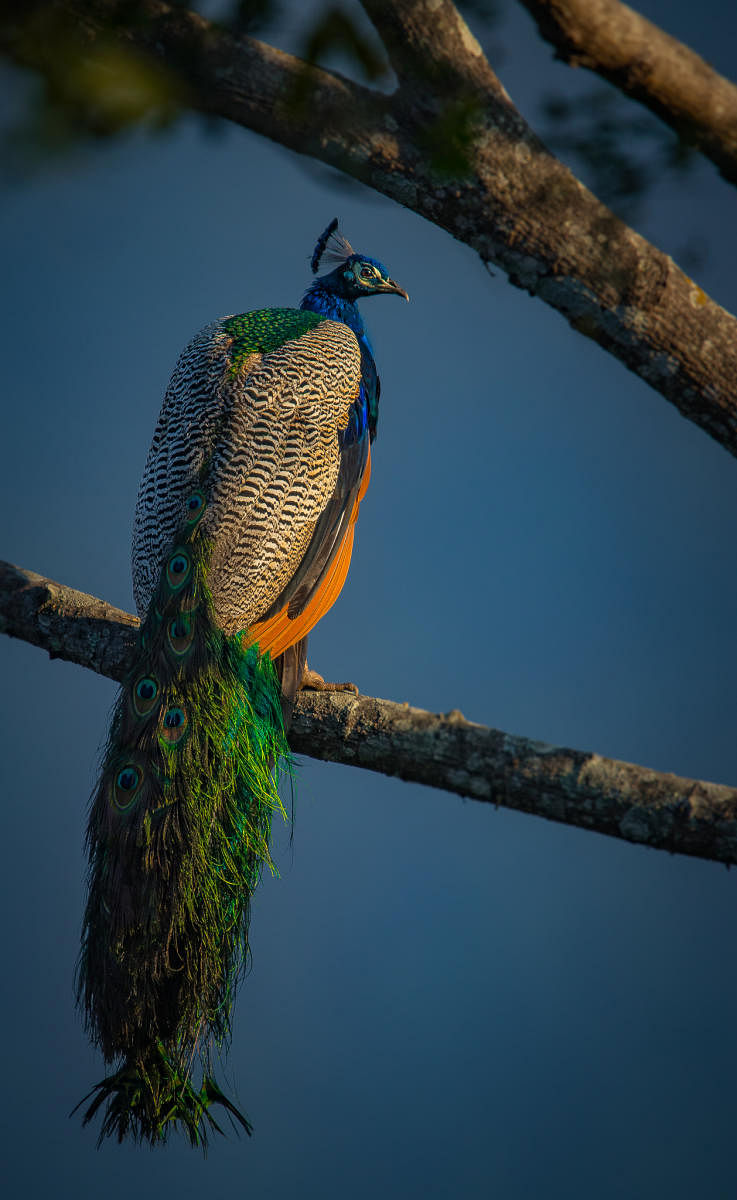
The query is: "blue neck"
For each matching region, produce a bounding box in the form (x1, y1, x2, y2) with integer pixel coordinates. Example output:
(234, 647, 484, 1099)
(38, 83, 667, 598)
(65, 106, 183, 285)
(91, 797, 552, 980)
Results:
(300, 282, 373, 354)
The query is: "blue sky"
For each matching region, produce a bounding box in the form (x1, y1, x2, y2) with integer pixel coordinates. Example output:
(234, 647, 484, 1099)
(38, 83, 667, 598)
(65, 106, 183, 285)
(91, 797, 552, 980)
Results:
(1, 2, 735, 1196)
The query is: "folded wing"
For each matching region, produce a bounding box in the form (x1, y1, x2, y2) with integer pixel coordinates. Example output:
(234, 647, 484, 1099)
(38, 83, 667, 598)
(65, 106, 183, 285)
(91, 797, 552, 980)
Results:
(132, 311, 372, 657)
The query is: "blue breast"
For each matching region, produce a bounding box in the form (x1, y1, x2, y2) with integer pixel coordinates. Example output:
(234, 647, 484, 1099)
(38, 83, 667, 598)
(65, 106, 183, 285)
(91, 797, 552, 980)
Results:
(301, 286, 381, 445)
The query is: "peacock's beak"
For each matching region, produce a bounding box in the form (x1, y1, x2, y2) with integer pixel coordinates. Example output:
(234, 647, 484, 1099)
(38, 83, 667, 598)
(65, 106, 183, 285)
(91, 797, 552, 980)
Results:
(384, 278, 410, 301)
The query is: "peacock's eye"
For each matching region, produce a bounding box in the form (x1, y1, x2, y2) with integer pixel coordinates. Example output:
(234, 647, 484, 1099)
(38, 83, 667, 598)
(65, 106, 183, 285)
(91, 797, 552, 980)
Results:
(163, 707, 185, 729)
(133, 674, 159, 718)
(167, 612, 194, 657)
(184, 489, 206, 526)
(160, 704, 189, 746)
(359, 265, 374, 279)
(136, 678, 157, 701)
(166, 549, 191, 590)
(112, 763, 143, 812)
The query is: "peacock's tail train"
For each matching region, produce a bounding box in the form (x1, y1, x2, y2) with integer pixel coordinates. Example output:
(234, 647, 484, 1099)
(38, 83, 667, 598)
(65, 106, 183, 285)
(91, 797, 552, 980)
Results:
(72, 1043, 253, 1149)
(76, 490, 290, 1149)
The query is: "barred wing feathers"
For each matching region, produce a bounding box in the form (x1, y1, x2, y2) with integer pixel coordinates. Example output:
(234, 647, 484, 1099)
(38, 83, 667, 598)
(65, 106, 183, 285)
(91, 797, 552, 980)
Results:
(133, 310, 366, 646)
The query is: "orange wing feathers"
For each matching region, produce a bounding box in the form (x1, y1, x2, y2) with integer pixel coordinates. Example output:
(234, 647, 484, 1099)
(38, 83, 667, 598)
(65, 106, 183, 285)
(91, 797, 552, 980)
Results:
(248, 446, 371, 659)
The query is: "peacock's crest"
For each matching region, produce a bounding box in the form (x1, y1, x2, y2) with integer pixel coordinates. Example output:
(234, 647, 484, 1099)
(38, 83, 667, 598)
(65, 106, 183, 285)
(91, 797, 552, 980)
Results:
(310, 216, 355, 275)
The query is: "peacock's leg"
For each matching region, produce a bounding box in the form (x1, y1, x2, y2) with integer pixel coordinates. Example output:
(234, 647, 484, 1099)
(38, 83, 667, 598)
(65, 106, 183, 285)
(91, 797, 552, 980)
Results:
(300, 662, 358, 695)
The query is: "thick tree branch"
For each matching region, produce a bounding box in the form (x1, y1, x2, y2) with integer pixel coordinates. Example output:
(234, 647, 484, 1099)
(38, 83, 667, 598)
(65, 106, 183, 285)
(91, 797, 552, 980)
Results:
(0, 560, 139, 679)
(360, 0, 497, 89)
(517, 0, 737, 185)
(2, 0, 737, 459)
(2, 558, 736, 866)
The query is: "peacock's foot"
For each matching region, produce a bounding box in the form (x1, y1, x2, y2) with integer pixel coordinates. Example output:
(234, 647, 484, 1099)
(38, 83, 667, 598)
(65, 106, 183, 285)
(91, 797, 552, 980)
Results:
(300, 662, 359, 695)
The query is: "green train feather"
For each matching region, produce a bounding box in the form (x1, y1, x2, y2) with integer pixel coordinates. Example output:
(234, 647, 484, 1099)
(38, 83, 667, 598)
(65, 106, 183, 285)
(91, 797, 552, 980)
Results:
(76, 502, 289, 1147)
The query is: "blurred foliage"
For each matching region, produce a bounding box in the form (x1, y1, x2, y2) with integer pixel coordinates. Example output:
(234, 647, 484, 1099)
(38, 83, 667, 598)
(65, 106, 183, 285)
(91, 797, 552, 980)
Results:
(454, 0, 699, 224)
(539, 85, 696, 223)
(26, 40, 182, 135)
(419, 97, 483, 180)
(0, 0, 702, 221)
(227, 0, 278, 34)
(0, 0, 393, 174)
(300, 6, 386, 81)
(283, 5, 388, 117)
(0, 0, 189, 172)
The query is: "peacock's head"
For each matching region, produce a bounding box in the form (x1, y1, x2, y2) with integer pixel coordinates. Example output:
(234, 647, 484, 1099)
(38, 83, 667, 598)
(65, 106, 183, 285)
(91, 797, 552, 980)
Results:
(310, 218, 409, 303)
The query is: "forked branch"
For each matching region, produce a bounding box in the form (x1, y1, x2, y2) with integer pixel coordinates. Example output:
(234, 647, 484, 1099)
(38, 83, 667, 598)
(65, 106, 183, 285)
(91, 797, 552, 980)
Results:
(2, 0, 737, 457)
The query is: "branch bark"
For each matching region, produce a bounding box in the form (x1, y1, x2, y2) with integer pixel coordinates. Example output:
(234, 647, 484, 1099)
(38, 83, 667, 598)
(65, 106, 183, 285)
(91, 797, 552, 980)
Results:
(517, 0, 737, 185)
(2, 559, 736, 866)
(2, 0, 737, 458)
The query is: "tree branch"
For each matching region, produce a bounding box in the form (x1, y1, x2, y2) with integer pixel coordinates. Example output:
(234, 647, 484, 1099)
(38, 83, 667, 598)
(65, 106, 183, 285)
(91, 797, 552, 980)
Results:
(2, 0, 737, 459)
(2, 558, 736, 866)
(360, 0, 497, 90)
(517, 0, 737, 185)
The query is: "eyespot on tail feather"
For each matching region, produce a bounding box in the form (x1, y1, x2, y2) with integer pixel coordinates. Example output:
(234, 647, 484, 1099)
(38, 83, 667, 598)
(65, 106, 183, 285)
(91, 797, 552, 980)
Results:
(77, 526, 292, 1150)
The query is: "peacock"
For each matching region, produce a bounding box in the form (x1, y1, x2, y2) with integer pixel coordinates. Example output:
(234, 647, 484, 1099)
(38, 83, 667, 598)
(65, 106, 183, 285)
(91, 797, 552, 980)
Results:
(74, 219, 408, 1149)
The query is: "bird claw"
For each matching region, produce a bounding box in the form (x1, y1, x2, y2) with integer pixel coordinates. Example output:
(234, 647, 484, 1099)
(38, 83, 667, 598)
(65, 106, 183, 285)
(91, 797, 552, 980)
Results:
(300, 663, 358, 695)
